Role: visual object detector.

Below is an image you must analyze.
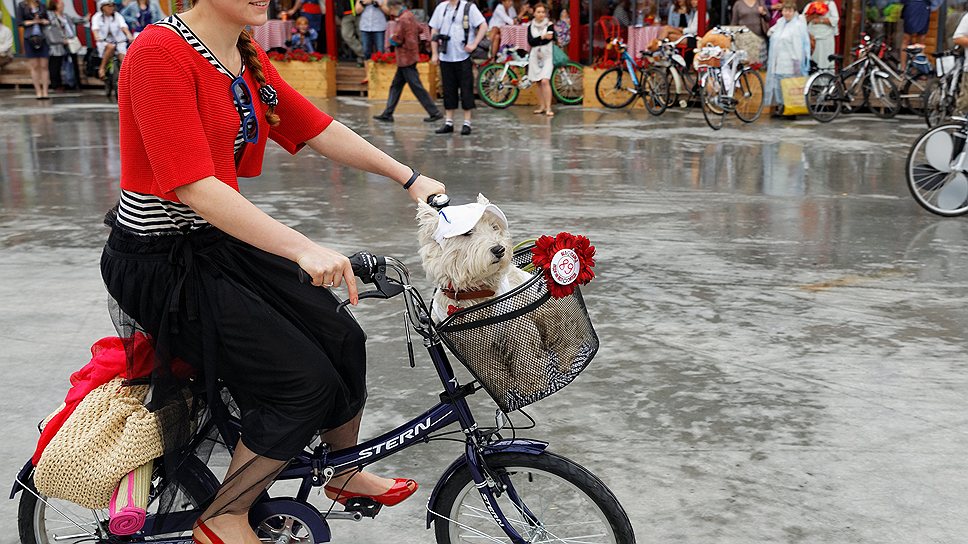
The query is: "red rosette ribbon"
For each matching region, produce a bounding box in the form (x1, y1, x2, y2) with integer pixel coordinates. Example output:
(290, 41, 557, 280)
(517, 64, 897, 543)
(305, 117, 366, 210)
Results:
(531, 232, 596, 298)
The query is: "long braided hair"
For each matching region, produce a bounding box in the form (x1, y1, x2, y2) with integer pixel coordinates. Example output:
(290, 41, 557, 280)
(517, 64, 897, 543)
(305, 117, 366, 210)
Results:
(237, 29, 280, 126)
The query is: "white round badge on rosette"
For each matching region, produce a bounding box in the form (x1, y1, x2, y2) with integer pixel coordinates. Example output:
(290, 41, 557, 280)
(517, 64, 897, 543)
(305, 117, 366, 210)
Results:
(550, 248, 581, 286)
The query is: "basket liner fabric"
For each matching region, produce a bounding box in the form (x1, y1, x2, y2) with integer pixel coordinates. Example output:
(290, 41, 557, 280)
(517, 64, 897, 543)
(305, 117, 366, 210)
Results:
(34, 377, 166, 509)
(437, 252, 598, 413)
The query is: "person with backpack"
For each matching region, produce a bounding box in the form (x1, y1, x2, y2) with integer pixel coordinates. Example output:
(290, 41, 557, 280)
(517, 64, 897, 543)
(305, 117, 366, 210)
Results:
(429, 0, 487, 135)
(373, 0, 443, 122)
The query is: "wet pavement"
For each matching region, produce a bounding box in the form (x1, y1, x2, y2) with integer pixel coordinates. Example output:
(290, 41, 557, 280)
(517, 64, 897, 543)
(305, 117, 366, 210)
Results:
(1, 89, 967, 543)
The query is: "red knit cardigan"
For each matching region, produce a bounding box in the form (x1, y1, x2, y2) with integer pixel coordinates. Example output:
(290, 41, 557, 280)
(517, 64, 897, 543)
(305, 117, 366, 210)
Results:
(117, 25, 334, 201)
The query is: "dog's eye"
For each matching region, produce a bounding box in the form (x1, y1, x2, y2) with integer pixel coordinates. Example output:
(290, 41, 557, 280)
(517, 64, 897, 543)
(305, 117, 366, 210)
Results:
(492, 224, 500, 231)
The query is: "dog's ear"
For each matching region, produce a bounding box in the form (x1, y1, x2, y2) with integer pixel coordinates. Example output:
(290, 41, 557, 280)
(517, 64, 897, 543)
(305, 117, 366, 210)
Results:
(415, 201, 439, 244)
(476, 193, 490, 206)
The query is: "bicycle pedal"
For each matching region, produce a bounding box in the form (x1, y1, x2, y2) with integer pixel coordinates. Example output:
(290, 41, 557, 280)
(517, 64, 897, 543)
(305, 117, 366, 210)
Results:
(343, 498, 383, 518)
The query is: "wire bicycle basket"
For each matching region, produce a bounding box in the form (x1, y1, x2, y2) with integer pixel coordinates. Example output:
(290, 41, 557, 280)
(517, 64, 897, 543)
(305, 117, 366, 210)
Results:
(436, 244, 599, 413)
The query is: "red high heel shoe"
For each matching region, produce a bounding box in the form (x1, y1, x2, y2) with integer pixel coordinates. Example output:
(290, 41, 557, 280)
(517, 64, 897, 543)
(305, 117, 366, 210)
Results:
(324, 478, 418, 507)
(193, 520, 225, 544)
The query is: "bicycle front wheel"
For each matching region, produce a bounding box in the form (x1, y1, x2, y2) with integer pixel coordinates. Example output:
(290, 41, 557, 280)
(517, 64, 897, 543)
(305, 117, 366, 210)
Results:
(641, 66, 669, 115)
(734, 68, 764, 122)
(906, 123, 968, 216)
(477, 63, 520, 109)
(806, 72, 843, 122)
(432, 452, 635, 544)
(595, 65, 638, 108)
(551, 62, 584, 105)
(699, 70, 726, 130)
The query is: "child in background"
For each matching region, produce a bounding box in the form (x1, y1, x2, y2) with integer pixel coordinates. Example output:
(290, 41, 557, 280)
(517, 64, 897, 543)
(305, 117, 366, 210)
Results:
(289, 16, 318, 53)
(555, 8, 571, 46)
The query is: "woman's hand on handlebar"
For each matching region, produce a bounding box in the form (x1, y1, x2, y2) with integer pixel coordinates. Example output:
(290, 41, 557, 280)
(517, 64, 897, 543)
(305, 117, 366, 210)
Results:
(406, 175, 446, 204)
(297, 246, 360, 305)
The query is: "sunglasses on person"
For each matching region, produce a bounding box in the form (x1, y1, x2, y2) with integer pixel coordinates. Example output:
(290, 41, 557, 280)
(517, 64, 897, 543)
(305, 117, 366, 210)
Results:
(230, 75, 259, 144)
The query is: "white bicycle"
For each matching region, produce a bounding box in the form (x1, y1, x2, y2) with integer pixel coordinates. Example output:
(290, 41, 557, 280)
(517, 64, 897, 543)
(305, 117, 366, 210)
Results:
(695, 27, 765, 130)
(907, 115, 968, 216)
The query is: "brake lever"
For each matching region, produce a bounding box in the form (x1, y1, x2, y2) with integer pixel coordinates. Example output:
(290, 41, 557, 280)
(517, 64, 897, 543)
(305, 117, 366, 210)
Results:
(335, 260, 404, 312)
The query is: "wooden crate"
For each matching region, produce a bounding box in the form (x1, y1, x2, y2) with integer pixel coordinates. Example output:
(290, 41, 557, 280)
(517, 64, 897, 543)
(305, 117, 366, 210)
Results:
(581, 66, 644, 109)
(367, 61, 437, 101)
(270, 58, 337, 98)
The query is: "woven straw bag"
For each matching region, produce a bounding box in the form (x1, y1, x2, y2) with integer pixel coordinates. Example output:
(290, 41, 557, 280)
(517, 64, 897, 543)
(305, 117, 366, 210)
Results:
(34, 377, 165, 509)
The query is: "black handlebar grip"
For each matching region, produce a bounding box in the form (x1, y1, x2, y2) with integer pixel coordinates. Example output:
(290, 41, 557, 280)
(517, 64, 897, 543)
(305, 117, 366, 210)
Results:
(348, 251, 381, 284)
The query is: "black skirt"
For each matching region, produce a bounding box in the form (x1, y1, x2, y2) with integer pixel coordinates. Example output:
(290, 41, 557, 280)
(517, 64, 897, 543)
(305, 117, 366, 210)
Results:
(100, 223, 368, 460)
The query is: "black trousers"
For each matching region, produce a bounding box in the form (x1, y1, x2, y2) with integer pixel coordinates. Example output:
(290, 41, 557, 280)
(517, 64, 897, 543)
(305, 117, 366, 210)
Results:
(49, 53, 81, 90)
(439, 58, 475, 111)
(383, 63, 441, 116)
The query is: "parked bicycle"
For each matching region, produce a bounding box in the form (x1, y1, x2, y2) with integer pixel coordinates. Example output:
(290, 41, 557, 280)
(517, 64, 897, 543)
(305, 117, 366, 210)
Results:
(922, 47, 965, 128)
(906, 116, 968, 216)
(594, 38, 652, 109)
(477, 46, 584, 108)
(804, 34, 901, 123)
(13, 202, 635, 544)
(695, 27, 765, 130)
(640, 33, 698, 115)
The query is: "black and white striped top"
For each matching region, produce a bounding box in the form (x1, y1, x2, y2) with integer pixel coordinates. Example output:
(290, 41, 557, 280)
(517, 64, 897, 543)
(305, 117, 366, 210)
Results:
(119, 13, 250, 234)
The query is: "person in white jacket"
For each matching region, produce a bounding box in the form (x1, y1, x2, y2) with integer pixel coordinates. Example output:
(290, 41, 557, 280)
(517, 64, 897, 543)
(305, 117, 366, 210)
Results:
(0, 24, 14, 68)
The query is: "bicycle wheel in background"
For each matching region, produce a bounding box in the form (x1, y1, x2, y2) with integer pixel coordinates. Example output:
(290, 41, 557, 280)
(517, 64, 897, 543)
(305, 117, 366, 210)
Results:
(699, 70, 726, 130)
(734, 68, 765, 122)
(906, 123, 968, 216)
(477, 63, 520, 109)
(864, 72, 901, 118)
(902, 77, 929, 117)
(431, 452, 635, 544)
(922, 79, 952, 128)
(805, 72, 843, 122)
(641, 66, 669, 115)
(595, 65, 638, 108)
(551, 62, 584, 105)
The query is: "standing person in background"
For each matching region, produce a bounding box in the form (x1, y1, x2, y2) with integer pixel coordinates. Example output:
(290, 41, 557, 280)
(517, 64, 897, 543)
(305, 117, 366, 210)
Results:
(764, 0, 810, 115)
(373, 0, 443, 122)
(91, 0, 133, 79)
(527, 2, 555, 115)
(0, 23, 14, 69)
(803, 0, 837, 70)
(731, 0, 769, 62)
(900, 0, 930, 67)
(47, 0, 84, 90)
(487, 0, 517, 59)
(286, 0, 326, 53)
(612, 0, 632, 26)
(337, 0, 364, 63)
(554, 7, 570, 46)
(16, 0, 51, 99)
(121, 0, 163, 34)
(429, 0, 487, 135)
(356, 0, 388, 60)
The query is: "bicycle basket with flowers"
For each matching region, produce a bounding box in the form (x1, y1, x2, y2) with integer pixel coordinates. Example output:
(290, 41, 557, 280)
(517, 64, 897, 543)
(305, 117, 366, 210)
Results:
(436, 233, 598, 413)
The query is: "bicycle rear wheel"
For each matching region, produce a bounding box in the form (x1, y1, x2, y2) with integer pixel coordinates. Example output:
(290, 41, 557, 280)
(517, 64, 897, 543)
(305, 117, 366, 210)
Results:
(922, 79, 952, 128)
(699, 70, 726, 130)
(641, 66, 669, 115)
(902, 77, 930, 116)
(595, 65, 638, 108)
(734, 68, 764, 122)
(806, 72, 843, 122)
(432, 451, 635, 544)
(864, 72, 900, 118)
(477, 63, 520, 109)
(906, 123, 968, 216)
(551, 62, 584, 105)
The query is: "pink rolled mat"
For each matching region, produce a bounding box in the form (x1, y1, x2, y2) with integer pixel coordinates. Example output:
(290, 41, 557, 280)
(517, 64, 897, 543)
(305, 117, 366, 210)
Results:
(109, 462, 152, 535)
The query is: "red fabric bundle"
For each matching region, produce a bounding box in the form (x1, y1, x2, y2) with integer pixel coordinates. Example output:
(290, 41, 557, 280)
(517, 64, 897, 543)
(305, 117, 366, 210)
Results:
(805, 1, 829, 16)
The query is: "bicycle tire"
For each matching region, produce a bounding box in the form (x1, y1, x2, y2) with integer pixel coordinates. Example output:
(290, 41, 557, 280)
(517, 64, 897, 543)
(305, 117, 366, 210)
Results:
(734, 68, 764, 122)
(864, 72, 900, 118)
(595, 65, 638, 108)
(18, 456, 215, 544)
(699, 70, 725, 130)
(551, 62, 584, 105)
(477, 63, 520, 109)
(922, 79, 951, 128)
(902, 77, 930, 116)
(906, 123, 968, 216)
(806, 72, 842, 122)
(432, 451, 635, 544)
(641, 66, 669, 115)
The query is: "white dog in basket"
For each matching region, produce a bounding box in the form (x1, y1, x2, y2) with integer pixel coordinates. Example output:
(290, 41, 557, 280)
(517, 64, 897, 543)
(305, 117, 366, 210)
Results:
(415, 194, 580, 404)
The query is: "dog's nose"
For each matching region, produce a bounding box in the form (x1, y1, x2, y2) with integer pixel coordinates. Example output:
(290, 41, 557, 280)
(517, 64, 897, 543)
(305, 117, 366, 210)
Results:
(490, 245, 506, 259)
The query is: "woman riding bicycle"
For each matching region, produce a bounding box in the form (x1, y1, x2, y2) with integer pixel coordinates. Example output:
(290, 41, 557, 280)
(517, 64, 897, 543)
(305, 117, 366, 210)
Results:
(91, 0, 133, 79)
(99, 0, 445, 541)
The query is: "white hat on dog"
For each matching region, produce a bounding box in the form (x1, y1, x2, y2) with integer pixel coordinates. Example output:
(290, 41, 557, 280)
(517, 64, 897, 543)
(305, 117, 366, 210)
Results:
(432, 201, 508, 245)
